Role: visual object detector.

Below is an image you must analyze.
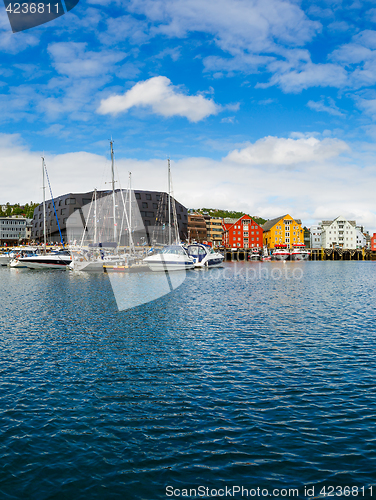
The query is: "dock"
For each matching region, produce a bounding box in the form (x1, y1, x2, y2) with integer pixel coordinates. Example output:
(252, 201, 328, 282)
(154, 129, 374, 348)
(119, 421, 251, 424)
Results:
(223, 248, 376, 261)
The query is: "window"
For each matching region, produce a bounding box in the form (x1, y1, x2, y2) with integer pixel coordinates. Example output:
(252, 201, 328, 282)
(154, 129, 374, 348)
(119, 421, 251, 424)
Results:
(135, 193, 141, 200)
(146, 212, 153, 217)
(82, 198, 91, 205)
(63, 218, 67, 224)
(65, 198, 76, 205)
(238, 231, 240, 234)
(153, 203, 158, 209)
(142, 202, 148, 208)
(61, 209, 66, 215)
(146, 194, 151, 200)
(156, 195, 160, 201)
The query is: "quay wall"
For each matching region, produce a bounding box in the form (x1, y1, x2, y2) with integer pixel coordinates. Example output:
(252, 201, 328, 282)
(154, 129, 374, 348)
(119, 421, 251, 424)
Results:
(223, 248, 376, 261)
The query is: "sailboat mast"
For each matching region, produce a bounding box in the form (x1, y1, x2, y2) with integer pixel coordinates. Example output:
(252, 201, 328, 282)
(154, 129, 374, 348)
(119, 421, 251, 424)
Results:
(129, 172, 132, 241)
(94, 188, 97, 245)
(168, 158, 171, 245)
(110, 140, 117, 243)
(42, 156, 46, 254)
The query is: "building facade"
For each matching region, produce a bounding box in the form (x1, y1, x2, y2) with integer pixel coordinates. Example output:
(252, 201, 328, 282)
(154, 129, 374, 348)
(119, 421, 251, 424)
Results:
(203, 215, 223, 246)
(188, 213, 207, 242)
(222, 215, 263, 248)
(310, 224, 322, 249)
(371, 233, 376, 251)
(262, 214, 303, 249)
(321, 216, 357, 249)
(0, 216, 28, 245)
(31, 190, 188, 244)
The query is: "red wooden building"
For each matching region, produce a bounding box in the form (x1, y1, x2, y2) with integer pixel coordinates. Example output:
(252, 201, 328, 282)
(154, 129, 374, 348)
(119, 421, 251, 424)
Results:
(371, 233, 376, 251)
(222, 215, 263, 248)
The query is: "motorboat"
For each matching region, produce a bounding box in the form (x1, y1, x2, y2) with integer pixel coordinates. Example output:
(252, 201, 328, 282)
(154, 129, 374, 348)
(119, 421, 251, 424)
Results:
(143, 245, 195, 272)
(248, 248, 261, 261)
(272, 244, 290, 261)
(18, 249, 72, 269)
(261, 246, 271, 261)
(185, 243, 224, 268)
(290, 244, 310, 261)
(9, 248, 39, 268)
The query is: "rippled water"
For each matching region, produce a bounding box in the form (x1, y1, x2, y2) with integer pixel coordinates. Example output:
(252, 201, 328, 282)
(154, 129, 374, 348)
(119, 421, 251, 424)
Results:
(1, 261, 376, 499)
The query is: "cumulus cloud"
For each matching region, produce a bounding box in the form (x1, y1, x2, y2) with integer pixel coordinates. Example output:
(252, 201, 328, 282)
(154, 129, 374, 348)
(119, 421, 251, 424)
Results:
(225, 136, 350, 165)
(97, 76, 221, 122)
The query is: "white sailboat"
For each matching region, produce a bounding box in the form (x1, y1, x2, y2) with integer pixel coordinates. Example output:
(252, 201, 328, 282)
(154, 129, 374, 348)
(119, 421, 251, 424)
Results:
(69, 141, 129, 272)
(144, 159, 194, 272)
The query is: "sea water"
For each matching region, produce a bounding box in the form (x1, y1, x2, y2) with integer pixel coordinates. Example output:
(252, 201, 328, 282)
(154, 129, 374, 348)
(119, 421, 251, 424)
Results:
(1, 261, 376, 499)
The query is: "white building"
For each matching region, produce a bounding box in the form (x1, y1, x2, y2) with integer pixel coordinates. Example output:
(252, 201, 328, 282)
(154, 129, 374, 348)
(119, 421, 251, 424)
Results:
(0, 216, 27, 245)
(321, 216, 357, 249)
(310, 224, 322, 248)
(355, 227, 367, 249)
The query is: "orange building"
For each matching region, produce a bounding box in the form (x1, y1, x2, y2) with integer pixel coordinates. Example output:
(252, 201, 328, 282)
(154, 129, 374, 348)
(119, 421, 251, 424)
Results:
(222, 215, 263, 248)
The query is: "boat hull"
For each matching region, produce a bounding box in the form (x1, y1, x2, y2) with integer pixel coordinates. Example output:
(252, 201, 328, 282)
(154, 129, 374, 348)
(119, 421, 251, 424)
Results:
(145, 260, 195, 272)
(19, 256, 72, 269)
(291, 252, 310, 261)
(273, 253, 290, 261)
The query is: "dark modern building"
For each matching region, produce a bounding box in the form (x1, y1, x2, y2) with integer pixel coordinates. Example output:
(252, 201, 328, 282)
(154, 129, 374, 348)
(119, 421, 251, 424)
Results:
(31, 189, 188, 244)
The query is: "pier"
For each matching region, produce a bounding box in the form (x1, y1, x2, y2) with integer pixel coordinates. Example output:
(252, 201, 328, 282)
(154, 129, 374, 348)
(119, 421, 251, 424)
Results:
(223, 248, 376, 261)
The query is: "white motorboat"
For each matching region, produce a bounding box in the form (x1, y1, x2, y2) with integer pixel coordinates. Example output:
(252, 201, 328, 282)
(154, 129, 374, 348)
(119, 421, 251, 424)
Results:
(185, 243, 224, 268)
(18, 249, 72, 269)
(290, 244, 310, 261)
(143, 245, 195, 272)
(272, 245, 290, 261)
(248, 248, 261, 261)
(261, 246, 271, 261)
(9, 248, 39, 268)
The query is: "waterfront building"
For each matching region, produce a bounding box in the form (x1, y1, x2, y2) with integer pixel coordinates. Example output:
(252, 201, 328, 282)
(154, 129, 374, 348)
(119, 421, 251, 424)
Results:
(371, 233, 376, 251)
(202, 214, 223, 247)
(310, 224, 322, 249)
(222, 215, 263, 249)
(188, 213, 207, 242)
(321, 216, 357, 249)
(31, 190, 188, 244)
(355, 227, 367, 249)
(262, 214, 303, 249)
(0, 216, 28, 245)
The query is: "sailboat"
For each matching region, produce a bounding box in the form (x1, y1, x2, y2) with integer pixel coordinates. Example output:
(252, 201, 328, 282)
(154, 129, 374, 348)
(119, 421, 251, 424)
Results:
(69, 141, 131, 272)
(17, 157, 72, 270)
(143, 159, 194, 272)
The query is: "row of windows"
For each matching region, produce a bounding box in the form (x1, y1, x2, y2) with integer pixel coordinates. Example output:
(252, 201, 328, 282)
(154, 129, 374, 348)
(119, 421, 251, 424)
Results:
(0, 220, 25, 225)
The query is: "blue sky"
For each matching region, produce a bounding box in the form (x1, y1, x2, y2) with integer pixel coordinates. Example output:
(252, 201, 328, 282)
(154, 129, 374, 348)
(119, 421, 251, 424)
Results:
(1, 0, 376, 230)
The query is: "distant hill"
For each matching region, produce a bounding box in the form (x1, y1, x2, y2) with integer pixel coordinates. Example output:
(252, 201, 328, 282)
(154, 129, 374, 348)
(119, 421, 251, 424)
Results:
(195, 208, 266, 226)
(0, 202, 39, 219)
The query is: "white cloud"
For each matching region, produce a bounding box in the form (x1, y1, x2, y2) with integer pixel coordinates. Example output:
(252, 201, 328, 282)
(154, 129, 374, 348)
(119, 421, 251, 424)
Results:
(3, 133, 376, 232)
(225, 136, 350, 165)
(128, 0, 320, 54)
(97, 76, 221, 122)
(48, 42, 127, 78)
(307, 97, 345, 117)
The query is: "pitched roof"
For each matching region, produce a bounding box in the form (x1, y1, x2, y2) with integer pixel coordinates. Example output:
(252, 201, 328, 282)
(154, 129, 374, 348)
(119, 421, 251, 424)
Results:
(262, 215, 286, 232)
(262, 215, 302, 232)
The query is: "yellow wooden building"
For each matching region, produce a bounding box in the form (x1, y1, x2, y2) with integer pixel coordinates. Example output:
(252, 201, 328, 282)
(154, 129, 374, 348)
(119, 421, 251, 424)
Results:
(262, 214, 304, 249)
